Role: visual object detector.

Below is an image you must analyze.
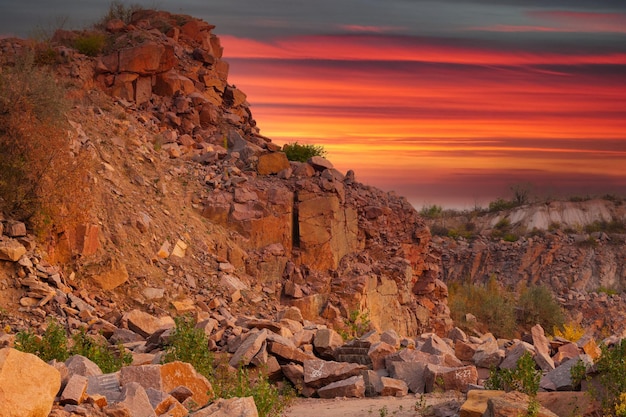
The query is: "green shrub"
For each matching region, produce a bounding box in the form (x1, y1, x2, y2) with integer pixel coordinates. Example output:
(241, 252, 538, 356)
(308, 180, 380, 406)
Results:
(71, 329, 132, 373)
(15, 318, 69, 362)
(595, 339, 626, 416)
(420, 204, 443, 219)
(448, 277, 517, 338)
(338, 309, 370, 340)
(488, 198, 518, 212)
(162, 315, 213, 379)
(282, 142, 327, 162)
(97, 1, 143, 26)
(73, 32, 107, 56)
(517, 284, 564, 331)
(485, 352, 540, 396)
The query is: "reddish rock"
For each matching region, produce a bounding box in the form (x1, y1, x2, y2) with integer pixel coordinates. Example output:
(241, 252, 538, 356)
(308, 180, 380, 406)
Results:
(193, 396, 259, 417)
(60, 374, 88, 405)
(118, 41, 175, 75)
(367, 341, 396, 371)
(387, 361, 426, 394)
(0, 348, 61, 417)
(317, 375, 365, 399)
(531, 324, 555, 371)
(268, 340, 315, 364)
(424, 364, 477, 393)
(230, 329, 268, 367)
(154, 70, 195, 96)
(303, 359, 367, 389)
(379, 376, 409, 397)
(313, 328, 343, 360)
(124, 309, 175, 338)
(257, 152, 290, 176)
(485, 391, 559, 417)
(460, 390, 506, 417)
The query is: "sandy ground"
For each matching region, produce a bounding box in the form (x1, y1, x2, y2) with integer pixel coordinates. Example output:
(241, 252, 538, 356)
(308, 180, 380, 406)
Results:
(282, 392, 465, 417)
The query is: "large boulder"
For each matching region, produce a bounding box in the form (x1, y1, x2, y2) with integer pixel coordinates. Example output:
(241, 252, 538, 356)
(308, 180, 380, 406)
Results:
(0, 348, 61, 417)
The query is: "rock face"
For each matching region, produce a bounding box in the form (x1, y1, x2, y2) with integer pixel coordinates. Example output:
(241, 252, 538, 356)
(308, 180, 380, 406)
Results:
(0, 348, 61, 417)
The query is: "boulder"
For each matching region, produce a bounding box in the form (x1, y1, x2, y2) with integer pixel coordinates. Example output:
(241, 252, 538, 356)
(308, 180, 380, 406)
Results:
(307, 156, 334, 171)
(367, 341, 396, 371)
(379, 376, 409, 397)
(313, 328, 343, 360)
(257, 152, 290, 176)
(317, 375, 365, 398)
(472, 337, 505, 369)
(0, 238, 26, 262)
(531, 324, 555, 371)
(540, 355, 592, 391)
(459, 389, 506, 417)
(116, 382, 156, 417)
(123, 309, 175, 338)
(387, 361, 426, 393)
(0, 348, 61, 417)
(60, 374, 88, 405)
(230, 329, 268, 367)
(484, 391, 559, 417)
(303, 359, 367, 389)
(193, 396, 259, 417)
(499, 340, 534, 370)
(66, 355, 103, 377)
(120, 362, 213, 409)
(537, 391, 601, 417)
(424, 364, 477, 393)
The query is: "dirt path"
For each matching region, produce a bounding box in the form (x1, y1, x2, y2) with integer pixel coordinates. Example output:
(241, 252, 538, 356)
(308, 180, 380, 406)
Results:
(282, 392, 465, 417)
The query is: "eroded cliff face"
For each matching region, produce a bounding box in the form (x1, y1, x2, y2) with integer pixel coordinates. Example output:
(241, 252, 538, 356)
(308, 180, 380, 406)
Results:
(0, 10, 451, 337)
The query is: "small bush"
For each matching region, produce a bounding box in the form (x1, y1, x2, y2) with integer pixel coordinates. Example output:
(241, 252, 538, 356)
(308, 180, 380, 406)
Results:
(339, 309, 370, 340)
(485, 351, 540, 396)
(517, 284, 564, 331)
(282, 142, 327, 162)
(553, 322, 585, 342)
(595, 339, 626, 416)
(71, 329, 132, 373)
(162, 315, 213, 379)
(448, 277, 517, 338)
(488, 198, 518, 212)
(15, 318, 69, 362)
(420, 204, 443, 219)
(73, 32, 107, 56)
(96, 1, 143, 27)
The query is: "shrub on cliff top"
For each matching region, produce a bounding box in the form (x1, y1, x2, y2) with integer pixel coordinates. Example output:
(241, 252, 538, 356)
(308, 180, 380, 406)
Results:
(282, 142, 327, 162)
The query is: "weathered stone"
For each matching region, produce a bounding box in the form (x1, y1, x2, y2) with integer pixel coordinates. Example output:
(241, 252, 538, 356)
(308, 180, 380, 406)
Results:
(361, 370, 383, 397)
(277, 306, 304, 323)
(154, 70, 195, 96)
(117, 382, 156, 417)
(124, 309, 175, 338)
(448, 327, 468, 343)
(66, 355, 103, 377)
(424, 364, 477, 393)
(0, 238, 26, 261)
(303, 359, 368, 389)
(230, 329, 268, 367)
(367, 341, 396, 371)
(0, 348, 61, 417)
(5, 221, 26, 237)
(499, 340, 534, 370)
(117, 41, 174, 75)
(455, 339, 478, 362)
(537, 391, 601, 417)
(120, 362, 213, 409)
(531, 324, 555, 371)
(90, 258, 129, 290)
(387, 361, 426, 394)
(484, 391, 559, 417)
(420, 334, 456, 357)
(268, 340, 315, 364)
(290, 294, 328, 321)
(459, 390, 506, 417)
(553, 342, 579, 366)
(380, 329, 401, 348)
(472, 338, 504, 369)
(578, 336, 602, 361)
(317, 375, 365, 399)
(540, 355, 592, 391)
(313, 328, 343, 360)
(307, 156, 334, 171)
(379, 376, 409, 397)
(60, 374, 88, 405)
(257, 152, 290, 175)
(193, 396, 259, 417)
(86, 373, 122, 404)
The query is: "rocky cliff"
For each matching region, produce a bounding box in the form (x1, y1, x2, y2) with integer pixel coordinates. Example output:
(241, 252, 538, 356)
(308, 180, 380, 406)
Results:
(427, 200, 626, 335)
(0, 10, 450, 337)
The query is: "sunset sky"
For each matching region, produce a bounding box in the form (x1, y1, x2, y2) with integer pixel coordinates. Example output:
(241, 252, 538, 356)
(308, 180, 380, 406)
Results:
(2, 0, 625, 208)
